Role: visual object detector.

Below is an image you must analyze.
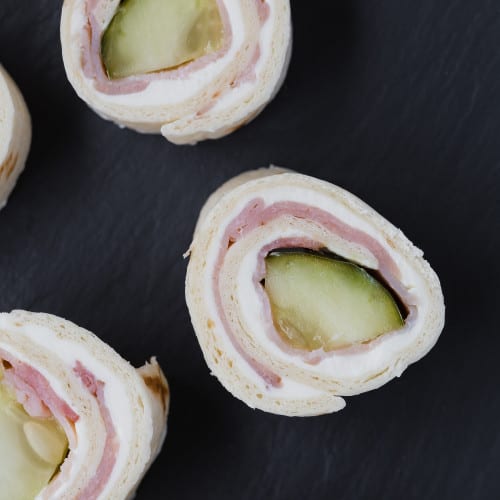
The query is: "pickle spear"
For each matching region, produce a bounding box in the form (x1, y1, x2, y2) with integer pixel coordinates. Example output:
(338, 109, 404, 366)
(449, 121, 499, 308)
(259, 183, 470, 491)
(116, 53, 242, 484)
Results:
(101, 0, 224, 79)
(265, 251, 404, 351)
(0, 381, 68, 499)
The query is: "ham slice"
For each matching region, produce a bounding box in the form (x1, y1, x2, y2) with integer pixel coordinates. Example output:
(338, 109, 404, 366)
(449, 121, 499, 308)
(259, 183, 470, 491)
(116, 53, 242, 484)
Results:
(60, 0, 291, 144)
(0, 311, 169, 499)
(185, 168, 445, 416)
(0, 65, 31, 210)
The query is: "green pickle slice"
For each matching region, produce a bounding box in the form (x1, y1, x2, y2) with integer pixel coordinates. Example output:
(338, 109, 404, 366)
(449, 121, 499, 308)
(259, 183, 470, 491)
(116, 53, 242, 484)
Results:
(101, 0, 224, 79)
(264, 251, 405, 351)
(0, 375, 68, 499)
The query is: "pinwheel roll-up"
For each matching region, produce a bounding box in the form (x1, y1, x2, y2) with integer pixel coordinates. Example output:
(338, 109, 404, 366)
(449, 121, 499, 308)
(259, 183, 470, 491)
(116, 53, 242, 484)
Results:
(0, 311, 169, 500)
(185, 168, 445, 417)
(0, 66, 31, 210)
(61, 0, 291, 144)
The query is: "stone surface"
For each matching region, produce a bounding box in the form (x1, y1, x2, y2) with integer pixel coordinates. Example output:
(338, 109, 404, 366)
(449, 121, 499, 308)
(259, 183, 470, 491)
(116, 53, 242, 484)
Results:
(1, 1, 499, 499)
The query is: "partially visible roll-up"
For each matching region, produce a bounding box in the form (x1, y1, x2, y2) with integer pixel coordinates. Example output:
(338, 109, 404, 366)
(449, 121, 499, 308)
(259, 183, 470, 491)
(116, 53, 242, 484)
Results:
(185, 168, 445, 417)
(0, 311, 169, 499)
(61, 0, 291, 144)
(0, 66, 31, 210)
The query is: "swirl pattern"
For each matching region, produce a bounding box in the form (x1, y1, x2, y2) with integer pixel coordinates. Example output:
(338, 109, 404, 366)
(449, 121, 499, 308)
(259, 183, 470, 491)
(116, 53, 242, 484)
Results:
(186, 168, 445, 416)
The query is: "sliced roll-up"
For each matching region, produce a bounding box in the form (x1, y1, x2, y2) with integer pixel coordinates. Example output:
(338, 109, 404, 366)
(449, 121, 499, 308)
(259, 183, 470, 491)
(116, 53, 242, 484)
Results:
(185, 168, 445, 417)
(0, 311, 169, 499)
(0, 65, 31, 210)
(61, 0, 292, 144)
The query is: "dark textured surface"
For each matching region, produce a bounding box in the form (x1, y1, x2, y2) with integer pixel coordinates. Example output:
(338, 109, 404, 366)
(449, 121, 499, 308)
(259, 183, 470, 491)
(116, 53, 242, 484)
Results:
(1, 1, 499, 499)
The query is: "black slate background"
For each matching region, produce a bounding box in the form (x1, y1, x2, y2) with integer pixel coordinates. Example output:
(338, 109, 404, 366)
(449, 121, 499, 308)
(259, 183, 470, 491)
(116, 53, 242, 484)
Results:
(1, 1, 499, 499)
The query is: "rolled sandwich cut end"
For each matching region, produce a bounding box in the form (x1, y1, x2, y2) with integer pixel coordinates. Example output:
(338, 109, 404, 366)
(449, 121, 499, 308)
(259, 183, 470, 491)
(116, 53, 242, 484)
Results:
(0, 65, 31, 211)
(0, 311, 169, 499)
(61, 0, 292, 144)
(185, 168, 445, 417)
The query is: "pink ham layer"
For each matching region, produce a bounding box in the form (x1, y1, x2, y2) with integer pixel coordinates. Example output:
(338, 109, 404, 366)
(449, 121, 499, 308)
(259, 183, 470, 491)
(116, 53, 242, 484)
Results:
(0, 349, 119, 499)
(81, 0, 269, 96)
(212, 199, 418, 388)
(73, 362, 119, 500)
(0, 348, 79, 429)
